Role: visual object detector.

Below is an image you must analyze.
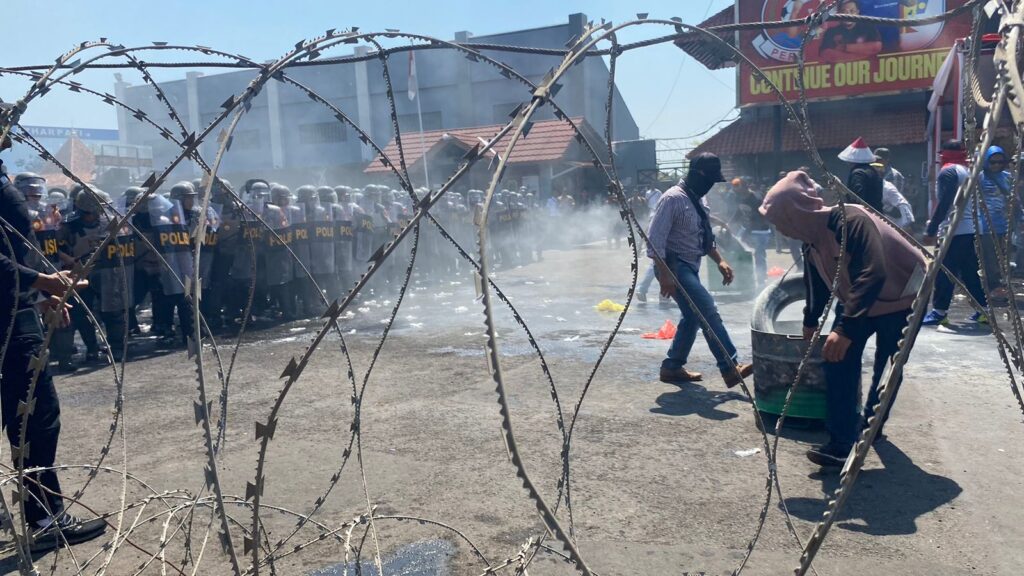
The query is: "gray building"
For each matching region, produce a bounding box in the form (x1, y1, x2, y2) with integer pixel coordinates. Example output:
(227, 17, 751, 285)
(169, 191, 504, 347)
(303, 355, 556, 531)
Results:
(118, 13, 644, 190)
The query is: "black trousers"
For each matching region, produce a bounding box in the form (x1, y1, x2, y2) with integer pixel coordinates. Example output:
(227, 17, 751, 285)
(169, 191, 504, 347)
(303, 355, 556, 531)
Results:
(61, 286, 100, 356)
(202, 251, 234, 329)
(934, 234, 988, 311)
(156, 293, 194, 344)
(2, 310, 64, 523)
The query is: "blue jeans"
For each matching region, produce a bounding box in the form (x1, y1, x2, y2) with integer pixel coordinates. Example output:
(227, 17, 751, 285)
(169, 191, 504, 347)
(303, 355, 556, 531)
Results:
(638, 262, 657, 296)
(823, 309, 909, 451)
(661, 253, 740, 374)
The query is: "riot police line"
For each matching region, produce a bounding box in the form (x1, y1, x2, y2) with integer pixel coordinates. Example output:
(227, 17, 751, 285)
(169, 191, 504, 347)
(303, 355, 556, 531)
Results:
(12, 172, 551, 372)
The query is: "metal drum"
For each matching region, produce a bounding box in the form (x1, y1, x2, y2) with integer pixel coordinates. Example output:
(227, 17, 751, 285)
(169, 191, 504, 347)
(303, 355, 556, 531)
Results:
(701, 227, 755, 300)
(750, 273, 827, 421)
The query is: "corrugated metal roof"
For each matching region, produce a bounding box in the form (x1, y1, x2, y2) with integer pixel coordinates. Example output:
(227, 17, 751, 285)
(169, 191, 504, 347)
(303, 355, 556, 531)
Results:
(674, 6, 738, 70)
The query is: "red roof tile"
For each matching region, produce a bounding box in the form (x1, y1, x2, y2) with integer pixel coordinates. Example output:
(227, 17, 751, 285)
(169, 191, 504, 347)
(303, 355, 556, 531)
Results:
(690, 105, 927, 158)
(365, 117, 600, 174)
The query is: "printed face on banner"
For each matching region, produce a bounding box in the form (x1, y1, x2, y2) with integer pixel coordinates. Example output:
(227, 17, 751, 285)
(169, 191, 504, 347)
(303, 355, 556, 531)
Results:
(739, 0, 970, 105)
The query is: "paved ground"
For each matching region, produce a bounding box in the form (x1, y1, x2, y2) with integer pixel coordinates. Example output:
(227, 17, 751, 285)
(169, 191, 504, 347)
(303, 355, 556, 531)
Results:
(2, 241, 1022, 575)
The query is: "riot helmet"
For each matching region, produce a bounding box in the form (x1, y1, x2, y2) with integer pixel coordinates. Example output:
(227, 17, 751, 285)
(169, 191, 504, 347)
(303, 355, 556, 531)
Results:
(47, 190, 67, 210)
(316, 186, 336, 204)
(14, 172, 46, 201)
(211, 177, 233, 201)
(75, 187, 112, 216)
(244, 178, 270, 199)
(270, 184, 291, 206)
(296, 185, 319, 205)
(123, 186, 146, 207)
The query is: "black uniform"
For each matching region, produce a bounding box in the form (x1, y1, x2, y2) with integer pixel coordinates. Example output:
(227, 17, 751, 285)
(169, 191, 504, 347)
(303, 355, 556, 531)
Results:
(0, 162, 65, 524)
(847, 164, 884, 213)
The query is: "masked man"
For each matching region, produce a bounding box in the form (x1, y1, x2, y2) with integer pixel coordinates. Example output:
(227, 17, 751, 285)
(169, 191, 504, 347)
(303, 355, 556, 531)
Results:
(647, 153, 753, 388)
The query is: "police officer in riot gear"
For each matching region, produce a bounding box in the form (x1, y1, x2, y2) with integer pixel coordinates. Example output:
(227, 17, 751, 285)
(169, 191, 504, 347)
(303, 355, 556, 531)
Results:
(0, 117, 107, 553)
(331, 186, 364, 298)
(15, 172, 46, 213)
(201, 178, 233, 332)
(123, 186, 154, 336)
(225, 179, 270, 323)
(296, 185, 334, 315)
(265, 184, 297, 320)
(151, 182, 196, 346)
(58, 187, 133, 363)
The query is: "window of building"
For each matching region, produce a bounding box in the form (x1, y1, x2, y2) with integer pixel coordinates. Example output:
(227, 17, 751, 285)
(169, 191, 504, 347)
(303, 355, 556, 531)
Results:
(397, 112, 442, 133)
(299, 122, 348, 144)
(492, 103, 523, 124)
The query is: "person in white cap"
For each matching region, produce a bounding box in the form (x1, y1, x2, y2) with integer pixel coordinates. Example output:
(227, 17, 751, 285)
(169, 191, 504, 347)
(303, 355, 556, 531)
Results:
(838, 137, 883, 212)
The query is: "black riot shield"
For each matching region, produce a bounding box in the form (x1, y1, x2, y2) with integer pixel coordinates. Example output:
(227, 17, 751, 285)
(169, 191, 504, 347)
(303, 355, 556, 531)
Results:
(149, 196, 193, 297)
(307, 204, 335, 276)
(262, 204, 293, 287)
(230, 197, 264, 282)
(353, 212, 375, 263)
(94, 220, 136, 314)
(334, 205, 355, 274)
(287, 204, 311, 275)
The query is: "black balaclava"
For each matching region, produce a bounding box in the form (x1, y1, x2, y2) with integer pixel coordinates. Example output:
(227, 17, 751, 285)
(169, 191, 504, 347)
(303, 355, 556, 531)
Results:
(683, 152, 725, 254)
(684, 152, 725, 198)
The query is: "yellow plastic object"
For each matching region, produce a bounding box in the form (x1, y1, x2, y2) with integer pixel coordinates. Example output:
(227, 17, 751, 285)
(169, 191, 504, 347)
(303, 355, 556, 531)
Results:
(594, 299, 626, 313)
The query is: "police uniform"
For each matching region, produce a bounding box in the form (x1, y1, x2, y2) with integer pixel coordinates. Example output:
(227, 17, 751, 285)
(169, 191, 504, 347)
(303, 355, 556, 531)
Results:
(150, 183, 195, 346)
(0, 160, 67, 526)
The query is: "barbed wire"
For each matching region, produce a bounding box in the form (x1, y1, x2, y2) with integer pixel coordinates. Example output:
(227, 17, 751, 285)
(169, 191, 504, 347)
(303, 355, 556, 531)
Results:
(0, 1, 1019, 575)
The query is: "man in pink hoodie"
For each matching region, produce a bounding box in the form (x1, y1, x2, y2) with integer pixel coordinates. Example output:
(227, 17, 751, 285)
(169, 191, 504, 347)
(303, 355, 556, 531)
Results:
(760, 171, 926, 467)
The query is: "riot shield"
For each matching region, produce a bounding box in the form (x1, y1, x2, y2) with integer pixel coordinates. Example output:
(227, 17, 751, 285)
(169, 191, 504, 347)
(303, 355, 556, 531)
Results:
(30, 204, 62, 269)
(196, 203, 222, 283)
(95, 206, 135, 314)
(149, 196, 193, 296)
(307, 204, 335, 276)
(334, 205, 355, 273)
(230, 197, 264, 282)
(262, 203, 293, 287)
(353, 212, 375, 263)
(287, 204, 311, 274)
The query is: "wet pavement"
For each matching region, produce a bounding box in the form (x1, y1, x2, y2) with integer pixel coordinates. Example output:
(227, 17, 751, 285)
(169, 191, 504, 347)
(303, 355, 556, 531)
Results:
(307, 539, 454, 576)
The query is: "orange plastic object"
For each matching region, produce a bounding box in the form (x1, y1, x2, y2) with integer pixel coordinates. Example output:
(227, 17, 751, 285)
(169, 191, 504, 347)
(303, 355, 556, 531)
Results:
(641, 319, 677, 340)
(767, 266, 786, 277)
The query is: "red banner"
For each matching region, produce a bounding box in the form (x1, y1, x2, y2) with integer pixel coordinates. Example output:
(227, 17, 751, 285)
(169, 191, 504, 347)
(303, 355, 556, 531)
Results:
(737, 0, 971, 106)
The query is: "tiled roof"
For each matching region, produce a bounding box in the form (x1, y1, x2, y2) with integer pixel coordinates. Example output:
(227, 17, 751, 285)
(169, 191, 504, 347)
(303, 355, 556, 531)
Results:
(365, 117, 602, 174)
(690, 105, 928, 158)
(40, 133, 95, 188)
(674, 6, 738, 70)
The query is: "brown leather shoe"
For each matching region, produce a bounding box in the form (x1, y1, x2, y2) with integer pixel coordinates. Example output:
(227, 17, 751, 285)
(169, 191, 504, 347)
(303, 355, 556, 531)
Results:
(722, 362, 754, 388)
(660, 367, 703, 383)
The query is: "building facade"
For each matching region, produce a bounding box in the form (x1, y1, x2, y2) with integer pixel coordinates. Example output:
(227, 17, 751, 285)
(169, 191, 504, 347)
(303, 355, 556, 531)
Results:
(678, 0, 976, 203)
(119, 13, 643, 192)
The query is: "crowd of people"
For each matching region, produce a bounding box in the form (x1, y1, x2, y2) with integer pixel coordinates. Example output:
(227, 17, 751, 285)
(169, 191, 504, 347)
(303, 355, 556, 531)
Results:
(9, 175, 570, 371)
(1, 118, 1020, 553)
(641, 138, 1020, 467)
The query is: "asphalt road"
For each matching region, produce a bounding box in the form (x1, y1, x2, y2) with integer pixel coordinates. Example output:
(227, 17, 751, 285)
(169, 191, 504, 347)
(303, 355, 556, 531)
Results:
(5, 241, 1022, 575)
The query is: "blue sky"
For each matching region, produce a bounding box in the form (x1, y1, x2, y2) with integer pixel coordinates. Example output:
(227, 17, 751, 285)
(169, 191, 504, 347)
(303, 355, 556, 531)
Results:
(1, 0, 737, 140)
